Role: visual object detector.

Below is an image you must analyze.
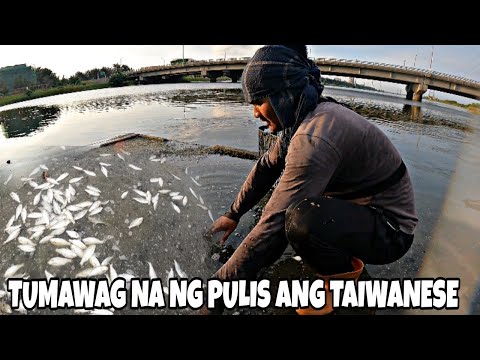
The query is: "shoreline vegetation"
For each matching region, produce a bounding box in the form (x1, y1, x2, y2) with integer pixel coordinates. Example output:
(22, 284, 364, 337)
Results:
(1, 73, 478, 114)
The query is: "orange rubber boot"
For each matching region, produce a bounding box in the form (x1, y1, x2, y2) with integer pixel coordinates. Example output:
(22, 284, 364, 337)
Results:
(296, 257, 364, 315)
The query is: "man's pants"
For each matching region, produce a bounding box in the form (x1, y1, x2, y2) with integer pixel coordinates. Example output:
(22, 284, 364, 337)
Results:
(285, 197, 414, 275)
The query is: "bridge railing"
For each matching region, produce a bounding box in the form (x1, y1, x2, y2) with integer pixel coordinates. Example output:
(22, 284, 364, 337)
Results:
(128, 57, 479, 87)
(315, 58, 479, 86)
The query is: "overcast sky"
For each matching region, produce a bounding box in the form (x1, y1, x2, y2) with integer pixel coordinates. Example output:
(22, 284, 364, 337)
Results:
(0, 45, 478, 104)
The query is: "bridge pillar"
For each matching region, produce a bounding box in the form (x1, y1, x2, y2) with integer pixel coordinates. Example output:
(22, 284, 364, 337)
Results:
(229, 70, 243, 83)
(406, 83, 428, 102)
(206, 71, 223, 83)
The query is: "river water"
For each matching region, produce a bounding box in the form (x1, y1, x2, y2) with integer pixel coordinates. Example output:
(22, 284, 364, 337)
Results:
(0, 83, 479, 314)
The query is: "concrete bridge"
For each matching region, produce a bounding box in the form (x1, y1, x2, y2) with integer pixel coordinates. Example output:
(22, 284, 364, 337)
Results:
(128, 58, 480, 102)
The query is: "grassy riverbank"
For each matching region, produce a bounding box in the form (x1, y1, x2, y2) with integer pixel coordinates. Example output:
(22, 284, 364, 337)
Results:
(426, 96, 480, 115)
(0, 83, 110, 107)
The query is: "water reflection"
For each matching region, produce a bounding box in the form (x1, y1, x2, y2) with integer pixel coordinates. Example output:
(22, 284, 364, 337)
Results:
(402, 104, 422, 122)
(0, 105, 61, 138)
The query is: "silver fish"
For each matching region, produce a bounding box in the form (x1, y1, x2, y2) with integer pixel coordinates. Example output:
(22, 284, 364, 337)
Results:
(148, 262, 157, 279)
(133, 197, 149, 204)
(4, 263, 24, 278)
(27, 212, 43, 219)
(120, 149, 130, 155)
(88, 217, 106, 225)
(66, 230, 80, 239)
(74, 210, 88, 221)
(76, 201, 93, 208)
(190, 176, 202, 186)
(4, 173, 13, 185)
(117, 153, 125, 161)
(208, 210, 214, 222)
(4, 228, 21, 244)
(10, 192, 21, 203)
(80, 245, 96, 266)
(199, 195, 204, 205)
(15, 204, 23, 220)
(99, 162, 111, 167)
(73, 166, 83, 171)
(169, 172, 182, 181)
(33, 192, 41, 206)
(88, 309, 114, 315)
(133, 189, 147, 197)
(8, 224, 22, 234)
(83, 169, 96, 177)
(101, 166, 108, 178)
(158, 189, 171, 194)
(171, 202, 181, 214)
(89, 256, 101, 268)
(39, 235, 54, 244)
(99, 153, 112, 157)
(21, 207, 27, 224)
(55, 248, 77, 259)
(121, 191, 129, 199)
(40, 164, 48, 171)
(69, 176, 83, 184)
(48, 257, 72, 267)
(70, 239, 87, 250)
(56, 173, 69, 182)
(70, 244, 85, 258)
(152, 194, 159, 211)
(67, 205, 83, 212)
(83, 237, 104, 245)
(171, 195, 183, 201)
(68, 184, 76, 196)
(44, 270, 54, 281)
(29, 181, 39, 188)
(182, 196, 188, 207)
(88, 266, 108, 277)
(189, 187, 198, 199)
(85, 189, 100, 197)
(18, 237, 35, 246)
(109, 264, 118, 281)
(47, 189, 54, 203)
(50, 238, 71, 247)
(87, 185, 101, 193)
(101, 256, 113, 266)
(128, 217, 143, 229)
(174, 260, 188, 278)
(89, 200, 101, 212)
(30, 230, 45, 239)
(46, 177, 59, 185)
(18, 244, 36, 253)
(89, 207, 103, 216)
(35, 182, 51, 190)
(5, 215, 15, 229)
(76, 268, 94, 278)
(29, 166, 41, 177)
(128, 164, 142, 171)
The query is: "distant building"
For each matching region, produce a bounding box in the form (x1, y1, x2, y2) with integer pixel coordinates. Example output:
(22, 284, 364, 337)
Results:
(0, 64, 37, 94)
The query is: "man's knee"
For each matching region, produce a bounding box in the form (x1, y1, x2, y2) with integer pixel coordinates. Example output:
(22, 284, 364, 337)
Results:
(285, 198, 324, 248)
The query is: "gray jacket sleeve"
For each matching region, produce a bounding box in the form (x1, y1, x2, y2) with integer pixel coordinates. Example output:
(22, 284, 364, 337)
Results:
(214, 134, 341, 281)
(224, 138, 285, 222)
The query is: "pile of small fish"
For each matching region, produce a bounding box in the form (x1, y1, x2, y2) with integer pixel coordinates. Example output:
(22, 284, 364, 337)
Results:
(1, 147, 216, 315)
